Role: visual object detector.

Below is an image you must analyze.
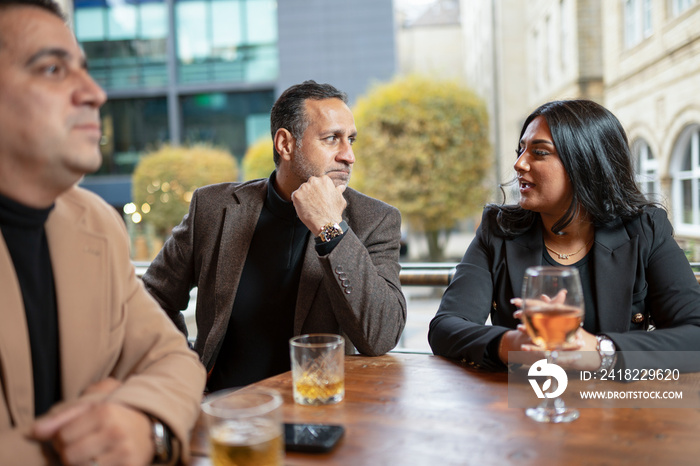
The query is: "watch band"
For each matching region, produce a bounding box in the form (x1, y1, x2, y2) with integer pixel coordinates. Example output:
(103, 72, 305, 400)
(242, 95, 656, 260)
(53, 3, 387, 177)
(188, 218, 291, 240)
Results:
(596, 335, 617, 371)
(149, 415, 173, 464)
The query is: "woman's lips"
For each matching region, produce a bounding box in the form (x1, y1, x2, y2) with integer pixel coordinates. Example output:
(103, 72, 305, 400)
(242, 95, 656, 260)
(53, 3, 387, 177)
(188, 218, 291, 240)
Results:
(519, 179, 535, 191)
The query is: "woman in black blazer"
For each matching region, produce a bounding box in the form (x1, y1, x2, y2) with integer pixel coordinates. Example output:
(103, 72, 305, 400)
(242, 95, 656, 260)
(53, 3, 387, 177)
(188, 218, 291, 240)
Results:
(429, 100, 700, 371)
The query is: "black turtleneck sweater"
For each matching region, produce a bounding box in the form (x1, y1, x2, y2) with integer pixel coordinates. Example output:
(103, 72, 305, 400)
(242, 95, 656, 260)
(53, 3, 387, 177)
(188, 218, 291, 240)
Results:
(0, 193, 60, 416)
(207, 175, 308, 390)
(207, 173, 345, 390)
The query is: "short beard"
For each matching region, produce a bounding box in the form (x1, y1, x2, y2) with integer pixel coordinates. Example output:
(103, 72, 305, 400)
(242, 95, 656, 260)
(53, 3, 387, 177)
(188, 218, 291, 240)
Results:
(290, 140, 351, 187)
(290, 141, 318, 182)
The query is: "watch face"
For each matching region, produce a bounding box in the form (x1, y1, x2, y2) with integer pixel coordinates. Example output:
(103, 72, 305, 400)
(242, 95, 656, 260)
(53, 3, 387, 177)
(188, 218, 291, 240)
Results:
(320, 223, 342, 242)
(599, 338, 615, 355)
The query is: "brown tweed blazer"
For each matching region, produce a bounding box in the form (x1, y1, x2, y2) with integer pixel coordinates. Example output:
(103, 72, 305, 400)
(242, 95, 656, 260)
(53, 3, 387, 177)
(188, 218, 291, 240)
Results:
(143, 178, 407, 371)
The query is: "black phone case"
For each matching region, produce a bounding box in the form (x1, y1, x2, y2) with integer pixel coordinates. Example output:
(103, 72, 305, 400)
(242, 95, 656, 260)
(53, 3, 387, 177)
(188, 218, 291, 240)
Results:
(284, 423, 345, 453)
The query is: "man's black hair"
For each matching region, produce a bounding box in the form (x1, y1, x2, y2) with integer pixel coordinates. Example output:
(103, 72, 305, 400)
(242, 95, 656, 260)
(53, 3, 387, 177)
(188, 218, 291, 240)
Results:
(270, 80, 348, 166)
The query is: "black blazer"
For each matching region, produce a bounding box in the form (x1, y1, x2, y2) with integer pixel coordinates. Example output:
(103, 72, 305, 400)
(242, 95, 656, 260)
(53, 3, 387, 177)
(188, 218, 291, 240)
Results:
(429, 205, 700, 370)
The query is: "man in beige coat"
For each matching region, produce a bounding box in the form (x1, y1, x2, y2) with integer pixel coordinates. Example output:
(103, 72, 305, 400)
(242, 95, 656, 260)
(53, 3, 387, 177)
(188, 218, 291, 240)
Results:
(0, 1, 206, 464)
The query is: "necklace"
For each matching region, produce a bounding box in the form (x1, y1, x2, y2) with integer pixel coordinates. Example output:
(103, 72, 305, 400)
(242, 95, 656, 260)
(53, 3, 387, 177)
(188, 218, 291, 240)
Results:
(544, 238, 593, 260)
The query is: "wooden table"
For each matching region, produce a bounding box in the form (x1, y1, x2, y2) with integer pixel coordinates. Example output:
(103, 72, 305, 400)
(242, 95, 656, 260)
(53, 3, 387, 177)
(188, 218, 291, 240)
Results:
(190, 352, 700, 465)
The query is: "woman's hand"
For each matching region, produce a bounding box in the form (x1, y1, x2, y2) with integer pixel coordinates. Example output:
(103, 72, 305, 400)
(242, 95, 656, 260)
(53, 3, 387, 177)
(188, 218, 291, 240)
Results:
(511, 289, 567, 311)
(501, 304, 602, 370)
(497, 317, 540, 365)
(553, 328, 601, 370)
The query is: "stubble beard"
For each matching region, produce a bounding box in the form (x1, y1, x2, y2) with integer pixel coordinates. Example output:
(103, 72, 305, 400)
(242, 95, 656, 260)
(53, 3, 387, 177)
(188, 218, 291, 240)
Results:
(291, 143, 318, 183)
(291, 143, 351, 188)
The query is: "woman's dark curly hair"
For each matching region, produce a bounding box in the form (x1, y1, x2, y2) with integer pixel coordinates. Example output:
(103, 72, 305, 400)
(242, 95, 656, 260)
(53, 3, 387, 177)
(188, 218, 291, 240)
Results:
(493, 99, 657, 236)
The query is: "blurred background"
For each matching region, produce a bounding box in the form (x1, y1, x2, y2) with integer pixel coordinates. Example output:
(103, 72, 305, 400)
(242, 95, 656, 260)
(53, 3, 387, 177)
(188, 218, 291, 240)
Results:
(56, 0, 700, 351)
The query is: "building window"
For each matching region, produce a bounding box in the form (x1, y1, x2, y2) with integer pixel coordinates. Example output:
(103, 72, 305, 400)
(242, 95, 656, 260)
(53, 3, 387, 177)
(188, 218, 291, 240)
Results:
(673, 125, 700, 229)
(176, 0, 278, 84)
(75, 0, 169, 90)
(74, 0, 278, 181)
(624, 0, 652, 48)
(180, 91, 275, 160)
(632, 139, 659, 196)
(671, 0, 696, 17)
(98, 97, 170, 175)
(75, 0, 278, 90)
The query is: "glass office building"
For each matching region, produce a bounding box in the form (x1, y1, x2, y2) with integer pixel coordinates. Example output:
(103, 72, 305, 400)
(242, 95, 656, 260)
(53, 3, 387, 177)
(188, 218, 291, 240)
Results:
(75, 0, 278, 204)
(73, 0, 396, 208)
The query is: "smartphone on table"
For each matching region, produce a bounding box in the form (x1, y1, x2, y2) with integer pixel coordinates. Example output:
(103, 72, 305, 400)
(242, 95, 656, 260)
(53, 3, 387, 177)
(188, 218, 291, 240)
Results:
(284, 423, 344, 453)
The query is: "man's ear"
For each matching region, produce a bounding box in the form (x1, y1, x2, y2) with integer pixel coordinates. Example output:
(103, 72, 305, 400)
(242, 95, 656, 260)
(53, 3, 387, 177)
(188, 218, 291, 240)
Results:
(274, 129, 295, 163)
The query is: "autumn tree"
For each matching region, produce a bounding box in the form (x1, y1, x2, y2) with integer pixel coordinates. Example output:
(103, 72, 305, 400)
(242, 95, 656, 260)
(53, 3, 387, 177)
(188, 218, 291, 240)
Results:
(132, 144, 238, 240)
(242, 137, 275, 180)
(352, 75, 492, 261)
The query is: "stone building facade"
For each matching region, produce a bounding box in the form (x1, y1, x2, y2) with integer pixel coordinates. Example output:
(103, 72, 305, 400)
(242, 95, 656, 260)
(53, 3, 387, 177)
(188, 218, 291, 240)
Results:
(462, 0, 700, 254)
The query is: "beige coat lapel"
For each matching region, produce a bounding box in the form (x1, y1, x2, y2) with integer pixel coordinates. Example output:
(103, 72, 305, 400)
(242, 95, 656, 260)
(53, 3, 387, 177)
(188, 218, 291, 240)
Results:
(0, 236, 34, 424)
(46, 192, 109, 400)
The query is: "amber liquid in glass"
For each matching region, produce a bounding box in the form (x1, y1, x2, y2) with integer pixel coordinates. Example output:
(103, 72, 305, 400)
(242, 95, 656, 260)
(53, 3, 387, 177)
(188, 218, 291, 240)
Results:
(209, 419, 283, 466)
(293, 372, 344, 405)
(523, 305, 583, 350)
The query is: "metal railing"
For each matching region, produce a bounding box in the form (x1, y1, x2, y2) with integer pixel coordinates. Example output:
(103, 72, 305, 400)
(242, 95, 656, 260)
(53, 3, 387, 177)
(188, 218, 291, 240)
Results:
(396, 262, 457, 286)
(137, 261, 700, 286)
(134, 261, 458, 287)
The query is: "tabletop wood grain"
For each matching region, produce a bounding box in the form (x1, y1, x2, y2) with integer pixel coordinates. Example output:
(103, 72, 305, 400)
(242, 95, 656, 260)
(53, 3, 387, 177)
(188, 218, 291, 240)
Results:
(190, 352, 700, 465)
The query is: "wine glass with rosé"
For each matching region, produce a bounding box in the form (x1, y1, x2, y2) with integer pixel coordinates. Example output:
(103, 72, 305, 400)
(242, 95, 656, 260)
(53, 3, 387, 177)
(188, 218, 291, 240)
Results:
(521, 266, 584, 423)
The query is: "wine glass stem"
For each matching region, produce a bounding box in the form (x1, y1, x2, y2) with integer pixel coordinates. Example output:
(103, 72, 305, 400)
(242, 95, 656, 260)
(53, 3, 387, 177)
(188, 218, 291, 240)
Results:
(544, 350, 560, 411)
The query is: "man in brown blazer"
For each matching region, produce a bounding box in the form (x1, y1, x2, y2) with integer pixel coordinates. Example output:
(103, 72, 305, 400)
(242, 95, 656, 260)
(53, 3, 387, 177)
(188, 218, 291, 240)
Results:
(0, 1, 206, 464)
(143, 81, 407, 390)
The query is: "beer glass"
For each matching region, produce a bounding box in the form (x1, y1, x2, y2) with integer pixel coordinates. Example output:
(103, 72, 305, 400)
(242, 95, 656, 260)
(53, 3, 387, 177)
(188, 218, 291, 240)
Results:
(521, 266, 584, 423)
(202, 388, 283, 466)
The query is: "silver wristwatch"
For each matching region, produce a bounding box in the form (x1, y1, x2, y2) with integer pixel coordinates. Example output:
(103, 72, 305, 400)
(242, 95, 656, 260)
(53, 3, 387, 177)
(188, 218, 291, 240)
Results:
(596, 335, 617, 371)
(149, 416, 173, 464)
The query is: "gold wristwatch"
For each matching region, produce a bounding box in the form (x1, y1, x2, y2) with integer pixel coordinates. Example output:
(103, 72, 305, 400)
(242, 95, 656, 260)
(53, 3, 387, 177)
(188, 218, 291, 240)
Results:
(317, 220, 348, 243)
